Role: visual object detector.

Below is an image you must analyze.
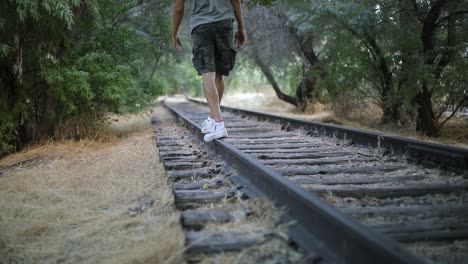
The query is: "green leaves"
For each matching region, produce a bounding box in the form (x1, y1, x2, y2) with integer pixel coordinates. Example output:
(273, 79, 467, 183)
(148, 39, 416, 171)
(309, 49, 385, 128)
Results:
(0, 0, 172, 152)
(250, 0, 467, 130)
(0, 43, 12, 58)
(12, 0, 77, 26)
(246, 0, 281, 9)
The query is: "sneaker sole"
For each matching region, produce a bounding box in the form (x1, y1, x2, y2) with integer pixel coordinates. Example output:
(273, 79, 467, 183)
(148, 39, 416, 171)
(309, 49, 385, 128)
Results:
(204, 132, 228, 142)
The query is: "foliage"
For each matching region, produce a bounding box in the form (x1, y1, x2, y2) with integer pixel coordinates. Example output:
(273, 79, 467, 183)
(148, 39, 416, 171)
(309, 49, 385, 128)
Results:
(2, 0, 466, 153)
(249, 0, 468, 135)
(246, 0, 281, 9)
(0, 0, 174, 152)
(243, 4, 320, 108)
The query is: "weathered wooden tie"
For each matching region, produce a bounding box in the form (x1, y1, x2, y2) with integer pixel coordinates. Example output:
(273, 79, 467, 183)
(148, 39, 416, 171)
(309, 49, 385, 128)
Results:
(167, 168, 223, 180)
(164, 161, 206, 170)
(173, 178, 225, 190)
(159, 150, 198, 157)
(174, 190, 224, 208)
(235, 143, 324, 150)
(256, 151, 354, 160)
(291, 174, 426, 185)
(307, 184, 468, 198)
(182, 210, 236, 227)
(227, 132, 295, 139)
(277, 165, 405, 176)
(185, 231, 269, 254)
(372, 219, 468, 242)
(262, 157, 377, 166)
(226, 138, 307, 144)
(343, 204, 468, 219)
(244, 148, 342, 154)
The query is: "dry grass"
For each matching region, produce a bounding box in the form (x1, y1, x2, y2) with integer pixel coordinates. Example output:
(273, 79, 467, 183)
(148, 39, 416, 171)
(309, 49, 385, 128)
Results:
(0, 127, 185, 263)
(107, 110, 154, 138)
(36, 109, 155, 145)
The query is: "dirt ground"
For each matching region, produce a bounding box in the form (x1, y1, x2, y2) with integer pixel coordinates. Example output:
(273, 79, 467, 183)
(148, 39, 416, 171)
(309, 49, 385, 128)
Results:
(220, 91, 468, 148)
(0, 113, 185, 264)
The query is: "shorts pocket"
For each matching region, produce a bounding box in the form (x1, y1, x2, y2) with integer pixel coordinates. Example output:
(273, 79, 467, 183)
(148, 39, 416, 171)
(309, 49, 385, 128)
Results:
(228, 48, 237, 71)
(217, 48, 237, 75)
(192, 49, 205, 71)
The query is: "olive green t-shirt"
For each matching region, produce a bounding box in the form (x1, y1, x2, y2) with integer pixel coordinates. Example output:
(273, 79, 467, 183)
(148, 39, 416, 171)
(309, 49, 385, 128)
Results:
(189, 0, 234, 33)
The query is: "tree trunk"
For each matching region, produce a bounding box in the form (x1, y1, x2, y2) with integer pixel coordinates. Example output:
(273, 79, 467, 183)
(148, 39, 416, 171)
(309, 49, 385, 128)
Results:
(252, 52, 299, 107)
(296, 74, 317, 112)
(252, 49, 320, 111)
(414, 86, 438, 136)
(268, 7, 323, 110)
(363, 31, 401, 124)
(0, 45, 31, 151)
(413, 0, 450, 136)
(37, 93, 58, 139)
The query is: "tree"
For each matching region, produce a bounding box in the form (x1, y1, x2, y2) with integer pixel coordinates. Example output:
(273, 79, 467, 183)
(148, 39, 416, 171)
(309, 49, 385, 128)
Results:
(244, 4, 324, 111)
(249, 0, 467, 136)
(0, 0, 173, 153)
(411, 0, 468, 136)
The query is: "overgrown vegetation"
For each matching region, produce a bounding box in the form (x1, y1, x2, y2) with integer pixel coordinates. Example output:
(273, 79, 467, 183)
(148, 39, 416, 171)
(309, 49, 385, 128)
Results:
(246, 0, 468, 137)
(0, 0, 195, 153)
(1, 0, 467, 154)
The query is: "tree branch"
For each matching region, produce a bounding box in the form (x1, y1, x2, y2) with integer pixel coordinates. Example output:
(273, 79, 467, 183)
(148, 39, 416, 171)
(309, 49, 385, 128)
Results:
(438, 95, 467, 129)
(435, 79, 458, 120)
(251, 51, 299, 107)
(409, 0, 425, 22)
(330, 13, 379, 63)
(422, 0, 450, 53)
(112, 0, 146, 27)
(435, 10, 468, 27)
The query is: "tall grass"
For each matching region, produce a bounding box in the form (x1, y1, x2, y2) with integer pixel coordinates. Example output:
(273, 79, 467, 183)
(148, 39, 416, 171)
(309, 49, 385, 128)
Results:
(0, 126, 184, 263)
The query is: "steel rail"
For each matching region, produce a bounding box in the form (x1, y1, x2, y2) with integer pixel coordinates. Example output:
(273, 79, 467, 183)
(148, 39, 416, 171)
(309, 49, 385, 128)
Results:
(164, 101, 425, 264)
(188, 97, 468, 173)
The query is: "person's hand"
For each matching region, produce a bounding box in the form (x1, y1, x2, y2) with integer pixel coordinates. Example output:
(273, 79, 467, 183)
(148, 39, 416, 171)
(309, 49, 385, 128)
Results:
(235, 28, 246, 48)
(172, 35, 183, 52)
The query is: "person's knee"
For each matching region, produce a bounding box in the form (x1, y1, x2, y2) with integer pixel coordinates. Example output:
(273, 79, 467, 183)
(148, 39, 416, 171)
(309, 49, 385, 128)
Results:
(202, 72, 215, 77)
(202, 72, 216, 81)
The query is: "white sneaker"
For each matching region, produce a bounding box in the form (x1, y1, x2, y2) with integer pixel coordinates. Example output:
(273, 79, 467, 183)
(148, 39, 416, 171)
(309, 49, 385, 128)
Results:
(204, 122, 228, 142)
(201, 117, 215, 134)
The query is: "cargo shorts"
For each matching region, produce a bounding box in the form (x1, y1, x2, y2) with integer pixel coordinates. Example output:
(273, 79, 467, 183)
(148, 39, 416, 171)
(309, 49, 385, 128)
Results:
(191, 19, 237, 76)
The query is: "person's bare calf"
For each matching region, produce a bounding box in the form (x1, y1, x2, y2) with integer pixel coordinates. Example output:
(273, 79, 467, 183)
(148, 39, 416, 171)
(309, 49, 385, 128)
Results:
(202, 72, 222, 122)
(202, 72, 228, 142)
(215, 73, 225, 104)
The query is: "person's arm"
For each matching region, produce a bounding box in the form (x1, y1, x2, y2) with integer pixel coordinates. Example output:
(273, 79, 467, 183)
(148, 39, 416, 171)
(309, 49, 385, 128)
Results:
(172, 0, 185, 51)
(230, 0, 246, 48)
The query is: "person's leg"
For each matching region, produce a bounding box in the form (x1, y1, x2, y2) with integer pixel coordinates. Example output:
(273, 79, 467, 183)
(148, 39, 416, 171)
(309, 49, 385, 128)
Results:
(191, 24, 220, 126)
(215, 73, 225, 103)
(202, 71, 228, 142)
(202, 72, 222, 122)
(214, 19, 236, 104)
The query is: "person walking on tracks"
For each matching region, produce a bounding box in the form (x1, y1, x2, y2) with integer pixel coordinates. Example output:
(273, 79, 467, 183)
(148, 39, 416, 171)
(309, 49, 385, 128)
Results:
(172, 0, 246, 142)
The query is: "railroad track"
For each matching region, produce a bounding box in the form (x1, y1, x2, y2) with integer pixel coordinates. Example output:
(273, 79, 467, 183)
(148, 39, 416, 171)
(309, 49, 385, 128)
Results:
(153, 97, 468, 263)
